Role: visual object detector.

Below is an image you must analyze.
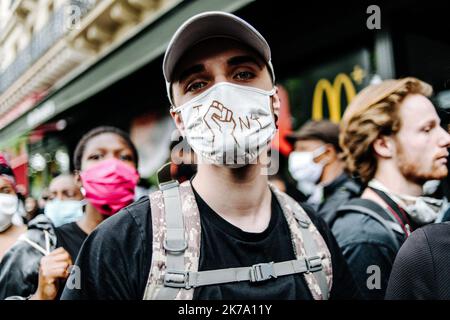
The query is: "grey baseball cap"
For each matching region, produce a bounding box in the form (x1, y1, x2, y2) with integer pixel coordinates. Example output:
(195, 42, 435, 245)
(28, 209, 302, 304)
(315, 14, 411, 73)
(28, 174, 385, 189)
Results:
(163, 11, 275, 102)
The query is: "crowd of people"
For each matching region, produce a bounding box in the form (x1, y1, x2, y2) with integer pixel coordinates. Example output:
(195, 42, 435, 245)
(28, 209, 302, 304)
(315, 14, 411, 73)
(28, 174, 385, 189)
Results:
(1, 11, 450, 300)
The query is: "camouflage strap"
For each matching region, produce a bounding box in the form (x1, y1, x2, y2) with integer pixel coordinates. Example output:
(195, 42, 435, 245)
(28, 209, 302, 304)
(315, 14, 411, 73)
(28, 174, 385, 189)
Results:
(143, 180, 201, 300)
(143, 180, 332, 300)
(297, 218, 329, 299)
(154, 180, 186, 300)
(270, 183, 333, 300)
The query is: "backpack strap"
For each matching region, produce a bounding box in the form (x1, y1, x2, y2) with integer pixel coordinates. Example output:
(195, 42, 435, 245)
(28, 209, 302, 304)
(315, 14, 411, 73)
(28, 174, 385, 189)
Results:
(143, 180, 201, 300)
(166, 258, 324, 289)
(143, 180, 332, 300)
(336, 198, 404, 251)
(270, 183, 333, 300)
(368, 187, 413, 234)
(154, 180, 185, 300)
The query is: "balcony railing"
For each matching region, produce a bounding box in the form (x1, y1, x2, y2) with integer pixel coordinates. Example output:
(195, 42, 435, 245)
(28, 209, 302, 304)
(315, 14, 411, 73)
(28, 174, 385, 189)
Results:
(0, 0, 95, 95)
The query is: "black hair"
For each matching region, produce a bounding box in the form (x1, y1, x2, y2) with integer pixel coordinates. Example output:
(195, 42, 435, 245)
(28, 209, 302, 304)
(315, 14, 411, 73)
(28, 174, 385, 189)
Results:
(73, 126, 139, 171)
(0, 162, 20, 198)
(0, 164, 15, 179)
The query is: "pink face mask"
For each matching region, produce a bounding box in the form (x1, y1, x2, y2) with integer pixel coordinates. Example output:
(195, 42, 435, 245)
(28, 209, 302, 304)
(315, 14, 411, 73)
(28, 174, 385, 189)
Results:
(80, 158, 139, 216)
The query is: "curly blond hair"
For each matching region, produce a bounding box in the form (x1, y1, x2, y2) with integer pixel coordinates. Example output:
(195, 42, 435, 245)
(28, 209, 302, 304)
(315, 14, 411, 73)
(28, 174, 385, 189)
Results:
(339, 77, 433, 184)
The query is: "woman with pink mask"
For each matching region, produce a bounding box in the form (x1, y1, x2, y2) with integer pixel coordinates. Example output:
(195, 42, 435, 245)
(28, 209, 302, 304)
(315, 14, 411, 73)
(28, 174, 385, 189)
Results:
(0, 126, 139, 300)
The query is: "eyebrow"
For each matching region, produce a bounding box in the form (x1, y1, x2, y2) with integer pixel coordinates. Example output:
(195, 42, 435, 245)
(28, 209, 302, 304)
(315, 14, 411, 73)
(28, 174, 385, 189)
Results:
(176, 55, 264, 84)
(87, 145, 131, 153)
(419, 118, 440, 128)
(177, 64, 206, 84)
(227, 55, 263, 69)
(422, 118, 439, 125)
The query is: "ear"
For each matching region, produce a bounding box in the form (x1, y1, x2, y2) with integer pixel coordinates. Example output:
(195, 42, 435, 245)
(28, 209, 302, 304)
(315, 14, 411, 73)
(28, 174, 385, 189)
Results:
(271, 86, 281, 117)
(324, 144, 337, 159)
(271, 86, 281, 127)
(73, 172, 86, 199)
(74, 171, 82, 189)
(315, 144, 334, 163)
(373, 135, 395, 158)
(170, 110, 186, 136)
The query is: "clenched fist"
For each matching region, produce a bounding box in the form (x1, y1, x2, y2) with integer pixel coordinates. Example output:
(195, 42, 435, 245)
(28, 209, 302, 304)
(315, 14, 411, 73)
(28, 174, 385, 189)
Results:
(204, 100, 238, 145)
(30, 247, 73, 300)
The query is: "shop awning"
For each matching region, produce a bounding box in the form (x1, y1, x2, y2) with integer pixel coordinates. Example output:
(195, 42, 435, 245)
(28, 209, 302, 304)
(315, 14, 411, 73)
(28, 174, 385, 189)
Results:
(0, 0, 254, 148)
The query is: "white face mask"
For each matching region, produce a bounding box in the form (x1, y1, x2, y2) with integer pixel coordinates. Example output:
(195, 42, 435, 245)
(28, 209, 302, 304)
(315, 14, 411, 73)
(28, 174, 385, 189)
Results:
(0, 193, 18, 232)
(296, 180, 317, 197)
(172, 82, 277, 166)
(410, 199, 442, 224)
(396, 193, 443, 225)
(369, 179, 444, 225)
(422, 180, 441, 196)
(45, 199, 84, 227)
(288, 145, 326, 188)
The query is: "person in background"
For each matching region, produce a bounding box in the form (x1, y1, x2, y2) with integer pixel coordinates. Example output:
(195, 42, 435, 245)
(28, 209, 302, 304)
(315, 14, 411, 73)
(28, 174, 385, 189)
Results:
(44, 174, 85, 229)
(38, 189, 50, 211)
(336, 77, 450, 299)
(24, 197, 43, 223)
(0, 154, 26, 261)
(385, 218, 450, 299)
(0, 126, 140, 300)
(287, 120, 361, 225)
(385, 120, 450, 300)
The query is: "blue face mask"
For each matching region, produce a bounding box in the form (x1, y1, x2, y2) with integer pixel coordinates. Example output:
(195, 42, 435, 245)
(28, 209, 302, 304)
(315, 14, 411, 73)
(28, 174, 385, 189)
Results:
(44, 200, 84, 227)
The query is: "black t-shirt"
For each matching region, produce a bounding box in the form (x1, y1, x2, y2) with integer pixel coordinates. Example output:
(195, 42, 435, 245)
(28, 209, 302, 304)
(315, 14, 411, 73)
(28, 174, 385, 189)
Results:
(53, 222, 87, 300)
(61, 187, 359, 300)
(55, 222, 88, 262)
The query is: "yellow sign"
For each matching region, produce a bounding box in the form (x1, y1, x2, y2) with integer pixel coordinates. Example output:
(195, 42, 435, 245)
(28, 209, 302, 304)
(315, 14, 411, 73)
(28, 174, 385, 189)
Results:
(312, 73, 356, 123)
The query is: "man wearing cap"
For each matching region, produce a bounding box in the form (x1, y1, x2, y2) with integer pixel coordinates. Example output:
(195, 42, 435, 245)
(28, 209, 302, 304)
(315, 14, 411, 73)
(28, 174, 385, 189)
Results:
(287, 120, 361, 225)
(61, 11, 358, 300)
(335, 77, 450, 299)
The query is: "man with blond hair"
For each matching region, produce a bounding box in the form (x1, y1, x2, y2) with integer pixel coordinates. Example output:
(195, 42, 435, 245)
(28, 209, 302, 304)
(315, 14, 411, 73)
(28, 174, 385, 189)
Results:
(334, 77, 450, 299)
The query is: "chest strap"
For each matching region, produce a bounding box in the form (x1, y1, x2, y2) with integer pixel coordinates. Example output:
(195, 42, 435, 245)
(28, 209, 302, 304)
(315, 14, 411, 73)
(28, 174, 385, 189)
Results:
(165, 256, 323, 289)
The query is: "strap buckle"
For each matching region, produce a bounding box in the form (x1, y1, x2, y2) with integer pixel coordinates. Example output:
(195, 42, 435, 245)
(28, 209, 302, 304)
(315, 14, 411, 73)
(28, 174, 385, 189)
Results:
(306, 256, 323, 273)
(159, 180, 179, 191)
(250, 262, 276, 282)
(164, 270, 191, 289)
(163, 239, 187, 253)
